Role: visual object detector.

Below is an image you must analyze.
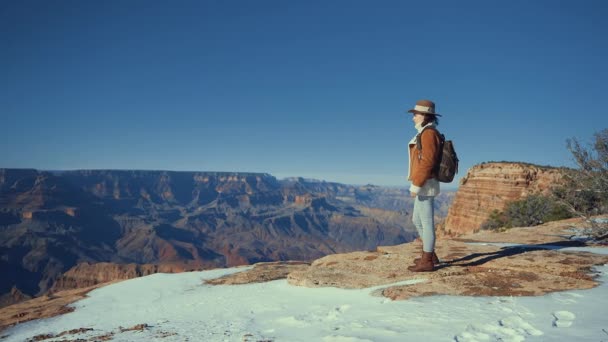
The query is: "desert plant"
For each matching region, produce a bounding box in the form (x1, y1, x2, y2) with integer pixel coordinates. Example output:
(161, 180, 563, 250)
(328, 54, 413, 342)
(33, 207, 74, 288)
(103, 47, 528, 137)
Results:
(481, 195, 572, 231)
(552, 129, 608, 240)
(481, 209, 507, 231)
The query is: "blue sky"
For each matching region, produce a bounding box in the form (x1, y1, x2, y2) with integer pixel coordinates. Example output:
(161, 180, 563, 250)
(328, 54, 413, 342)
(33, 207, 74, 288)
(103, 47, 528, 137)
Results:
(2, 0, 607, 187)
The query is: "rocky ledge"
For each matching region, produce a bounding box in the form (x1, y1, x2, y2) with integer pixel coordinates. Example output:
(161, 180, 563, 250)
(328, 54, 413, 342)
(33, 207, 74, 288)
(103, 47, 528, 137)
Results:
(0, 284, 111, 332)
(209, 217, 608, 300)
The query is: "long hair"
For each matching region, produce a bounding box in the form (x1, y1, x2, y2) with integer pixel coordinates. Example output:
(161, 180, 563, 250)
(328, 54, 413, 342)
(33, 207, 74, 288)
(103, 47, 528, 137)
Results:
(422, 114, 439, 126)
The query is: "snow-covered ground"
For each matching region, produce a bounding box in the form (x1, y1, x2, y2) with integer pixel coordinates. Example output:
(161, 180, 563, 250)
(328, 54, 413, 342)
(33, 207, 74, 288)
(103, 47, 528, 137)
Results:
(4, 247, 608, 342)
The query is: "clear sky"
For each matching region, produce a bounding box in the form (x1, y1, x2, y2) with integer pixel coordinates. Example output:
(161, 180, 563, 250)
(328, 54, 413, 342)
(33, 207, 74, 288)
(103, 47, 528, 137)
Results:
(2, 0, 607, 187)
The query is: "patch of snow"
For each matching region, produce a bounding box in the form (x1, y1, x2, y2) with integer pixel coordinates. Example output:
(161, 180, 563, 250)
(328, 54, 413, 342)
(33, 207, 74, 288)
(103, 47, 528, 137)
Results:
(552, 311, 576, 328)
(3, 250, 608, 342)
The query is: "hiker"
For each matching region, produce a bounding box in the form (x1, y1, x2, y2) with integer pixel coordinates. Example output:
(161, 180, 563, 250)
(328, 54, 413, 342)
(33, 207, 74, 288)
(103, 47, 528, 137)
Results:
(406, 99, 442, 272)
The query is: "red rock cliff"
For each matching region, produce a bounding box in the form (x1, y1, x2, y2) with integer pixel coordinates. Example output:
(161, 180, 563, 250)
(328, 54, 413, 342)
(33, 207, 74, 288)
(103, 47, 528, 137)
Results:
(443, 162, 565, 236)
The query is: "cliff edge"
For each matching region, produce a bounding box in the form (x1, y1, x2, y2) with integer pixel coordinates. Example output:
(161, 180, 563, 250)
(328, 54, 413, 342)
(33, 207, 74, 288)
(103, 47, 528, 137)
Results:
(442, 162, 565, 236)
(2, 217, 607, 333)
(213, 216, 608, 300)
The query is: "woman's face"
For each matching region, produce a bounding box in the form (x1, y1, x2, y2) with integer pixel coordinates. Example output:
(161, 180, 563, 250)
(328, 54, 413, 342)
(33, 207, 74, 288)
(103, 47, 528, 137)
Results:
(412, 113, 425, 125)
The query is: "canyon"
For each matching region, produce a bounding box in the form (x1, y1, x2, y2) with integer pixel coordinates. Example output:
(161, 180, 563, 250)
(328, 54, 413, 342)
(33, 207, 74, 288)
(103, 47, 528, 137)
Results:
(2, 161, 595, 336)
(0, 168, 454, 306)
(1, 162, 567, 309)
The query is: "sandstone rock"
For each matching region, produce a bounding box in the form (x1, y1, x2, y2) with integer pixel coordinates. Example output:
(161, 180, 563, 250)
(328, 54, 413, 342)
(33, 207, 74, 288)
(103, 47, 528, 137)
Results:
(205, 261, 310, 285)
(0, 284, 108, 333)
(0, 287, 31, 308)
(286, 240, 497, 289)
(454, 216, 595, 245)
(50, 262, 198, 293)
(284, 218, 608, 300)
(443, 162, 565, 236)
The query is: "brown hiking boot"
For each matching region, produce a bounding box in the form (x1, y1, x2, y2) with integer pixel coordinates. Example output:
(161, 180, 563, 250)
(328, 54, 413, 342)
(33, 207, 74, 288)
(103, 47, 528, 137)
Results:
(414, 251, 440, 265)
(408, 251, 435, 272)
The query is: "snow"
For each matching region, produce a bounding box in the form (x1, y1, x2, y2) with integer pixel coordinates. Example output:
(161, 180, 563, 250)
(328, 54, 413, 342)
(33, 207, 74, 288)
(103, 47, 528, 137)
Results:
(4, 249, 608, 342)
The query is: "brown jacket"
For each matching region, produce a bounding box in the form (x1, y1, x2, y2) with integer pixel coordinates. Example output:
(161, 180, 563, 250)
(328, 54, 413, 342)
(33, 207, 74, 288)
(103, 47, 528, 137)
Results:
(408, 126, 441, 190)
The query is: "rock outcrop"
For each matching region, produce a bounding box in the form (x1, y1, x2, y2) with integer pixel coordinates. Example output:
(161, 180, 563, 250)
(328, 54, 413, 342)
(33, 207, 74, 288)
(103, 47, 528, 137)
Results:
(0, 287, 31, 308)
(212, 216, 608, 300)
(443, 162, 565, 236)
(49, 262, 197, 293)
(0, 284, 108, 332)
(206, 261, 310, 286)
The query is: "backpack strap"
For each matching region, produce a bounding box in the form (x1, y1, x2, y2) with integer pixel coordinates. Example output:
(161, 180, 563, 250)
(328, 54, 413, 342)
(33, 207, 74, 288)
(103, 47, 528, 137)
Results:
(415, 126, 445, 170)
(416, 126, 444, 150)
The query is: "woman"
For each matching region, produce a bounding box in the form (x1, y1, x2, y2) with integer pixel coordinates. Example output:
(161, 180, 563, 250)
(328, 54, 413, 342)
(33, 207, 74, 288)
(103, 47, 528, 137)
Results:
(406, 99, 442, 272)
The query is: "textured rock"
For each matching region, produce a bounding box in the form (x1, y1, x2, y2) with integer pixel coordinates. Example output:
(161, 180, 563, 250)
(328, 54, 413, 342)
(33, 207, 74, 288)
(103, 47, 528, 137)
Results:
(205, 261, 310, 285)
(49, 262, 197, 293)
(0, 287, 31, 308)
(284, 217, 608, 299)
(443, 162, 565, 236)
(0, 284, 108, 333)
(210, 217, 608, 301)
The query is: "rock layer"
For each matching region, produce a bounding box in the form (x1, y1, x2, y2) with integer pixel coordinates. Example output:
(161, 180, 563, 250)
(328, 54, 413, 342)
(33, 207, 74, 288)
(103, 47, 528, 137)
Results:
(0, 284, 108, 332)
(49, 262, 198, 293)
(443, 162, 565, 236)
(0, 287, 31, 308)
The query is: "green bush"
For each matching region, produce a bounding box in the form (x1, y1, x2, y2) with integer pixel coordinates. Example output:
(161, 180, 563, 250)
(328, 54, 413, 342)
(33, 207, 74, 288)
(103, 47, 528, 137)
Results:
(481, 209, 507, 231)
(481, 195, 572, 231)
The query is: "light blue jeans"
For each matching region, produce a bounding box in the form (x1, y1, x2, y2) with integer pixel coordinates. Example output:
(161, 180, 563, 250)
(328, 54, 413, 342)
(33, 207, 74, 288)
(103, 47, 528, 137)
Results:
(412, 195, 435, 253)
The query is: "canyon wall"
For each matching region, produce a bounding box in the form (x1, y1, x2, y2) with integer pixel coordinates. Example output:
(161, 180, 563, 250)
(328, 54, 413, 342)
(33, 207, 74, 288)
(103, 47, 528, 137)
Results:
(443, 162, 565, 236)
(1, 169, 437, 305)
